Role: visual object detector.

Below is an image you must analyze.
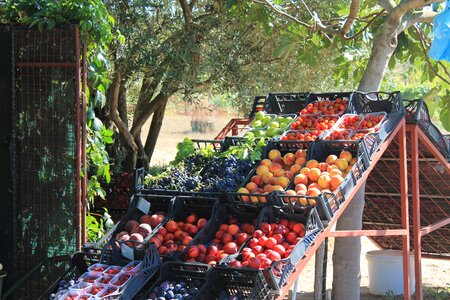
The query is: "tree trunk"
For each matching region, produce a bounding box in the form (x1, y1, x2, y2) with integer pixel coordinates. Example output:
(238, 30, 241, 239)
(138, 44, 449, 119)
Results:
(118, 80, 128, 129)
(332, 12, 401, 299)
(144, 96, 169, 164)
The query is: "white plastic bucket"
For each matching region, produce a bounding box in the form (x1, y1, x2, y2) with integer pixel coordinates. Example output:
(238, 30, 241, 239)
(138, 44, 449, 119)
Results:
(366, 250, 415, 296)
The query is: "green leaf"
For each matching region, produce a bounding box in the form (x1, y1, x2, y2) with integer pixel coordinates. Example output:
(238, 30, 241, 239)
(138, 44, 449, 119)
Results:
(274, 33, 299, 58)
(94, 91, 106, 108)
(439, 105, 450, 131)
(47, 18, 55, 30)
(38, 21, 45, 32)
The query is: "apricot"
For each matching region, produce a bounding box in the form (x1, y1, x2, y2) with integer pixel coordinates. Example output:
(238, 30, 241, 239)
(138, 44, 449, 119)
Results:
(274, 176, 290, 188)
(330, 174, 344, 191)
(270, 185, 284, 192)
(285, 189, 297, 196)
(305, 159, 319, 169)
(251, 175, 263, 187)
(335, 158, 349, 171)
(308, 168, 321, 182)
(273, 168, 286, 177)
(260, 159, 272, 167)
(268, 149, 282, 160)
(283, 153, 296, 166)
(256, 165, 270, 176)
(317, 162, 329, 172)
(350, 158, 357, 165)
(300, 167, 310, 176)
(318, 174, 331, 189)
(262, 173, 274, 184)
(294, 173, 308, 185)
(245, 182, 258, 192)
(340, 150, 353, 162)
(295, 149, 307, 158)
(325, 154, 338, 165)
(295, 157, 306, 167)
(307, 187, 321, 196)
(295, 183, 307, 193)
(327, 165, 339, 172)
(290, 164, 302, 174)
(329, 169, 342, 177)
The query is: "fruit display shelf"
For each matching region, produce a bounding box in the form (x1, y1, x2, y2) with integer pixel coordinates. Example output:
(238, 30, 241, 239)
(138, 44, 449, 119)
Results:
(302, 92, 352, 116)
(98, 194, 176, 261)
(136, 261, 210, 300)
(404, 99, 450, 160)
(220, 206, 323, 291)
(265, 92, 309, 115)
(198, 266, 274, 300)
(41, 245, 160, 300)
(249, 96, 269, 119)
(227, 140, 313, 207)
(176, 204, 265, 265)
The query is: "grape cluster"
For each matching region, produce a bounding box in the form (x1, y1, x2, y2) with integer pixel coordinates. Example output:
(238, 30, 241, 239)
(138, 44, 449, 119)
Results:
(147, 154, 254, 193)
(146, 280, 202, 300)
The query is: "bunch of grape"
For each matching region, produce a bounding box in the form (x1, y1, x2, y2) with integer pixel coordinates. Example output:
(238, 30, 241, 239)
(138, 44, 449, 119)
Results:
(146, 280, 202, 300)
(201, 156, 254, 192)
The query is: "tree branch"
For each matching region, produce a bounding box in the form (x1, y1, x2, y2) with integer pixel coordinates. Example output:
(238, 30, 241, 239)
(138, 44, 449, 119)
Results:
(189, 0, 197, 10)
(414, 25, 450, 84)
(405, 10, 439, 29)
(378, 0, 396, 12)
(178, 0, 193, 26)
(343, 9, 386, 40)
(341, 0, 360, 35)
(259, 0, 313, 29)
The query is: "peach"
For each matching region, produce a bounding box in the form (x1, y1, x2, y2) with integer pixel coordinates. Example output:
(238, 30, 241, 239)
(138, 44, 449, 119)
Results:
(340, 150, 353, 162)
(330, 174, 344, 191)
(224, 242, 238, 254)
(260, 159, 272, 167)
(308, 182, 321, 190)
(308, 168, 321, 182)
(297, 190, 307, 196)
(115, 231, 129, 241)
(335, 158, 349, 171)
(165, 220, 178, 233)
(317, 174, 331, 189)
(270, 185, 284, 192)
(187, 246, 199, 258)
(187, 224, 199, 236)
(290, 164, 302, 174)
(273, 168, 286, 177)
(307, 187, 321, 196)
(350, 158, 357, 165)
(283, 153, 296, 166)
(305, 159, 319, 169)
(222, 233, 233, 244)
(325, 154, 338, 165)
(273, 157, 284, 166)
(139, 215, 152, 225)
(124, 220, 139, 233)
(227, 224, 240, 235)
(182, 235, 193, 246)
(285, 171, 294, 179)
(262, 173, 274, 184)
(295, 157, 306, 167)
(248, 257, 261, 269)
(345, 165, 353, 173)
(186, 214, 198, 224)
(285, 189, 297, 196)
(237, 188, 249, 202)
(268, 149, 282, 160)
(265, 237, 278, 249)
(300, 167, 310, 176)
(245, 182, 258, 192)
(327, 165, 339, 172)
(197, 218, 207, 229)
(274, 176, 289, 188)
(269, 163, 283, 173)
(263, 184, 273, 193)
(256, 165, 270, 176)
(294, 173, 308, 185)
(129, 233, 144, 243)
(295, 149, 307, 158)
(329, 169, 342, 177)
(317, 162, 329, 172)
(251, 175, 263, 187)
(137, 223, 152, 238)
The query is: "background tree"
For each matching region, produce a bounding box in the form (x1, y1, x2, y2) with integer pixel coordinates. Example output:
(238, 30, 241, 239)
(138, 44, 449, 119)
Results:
(230, 0, 449, 298)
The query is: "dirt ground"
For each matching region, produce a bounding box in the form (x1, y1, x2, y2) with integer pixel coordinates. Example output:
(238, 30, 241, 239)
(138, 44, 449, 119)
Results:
(148, 112, 450, 299)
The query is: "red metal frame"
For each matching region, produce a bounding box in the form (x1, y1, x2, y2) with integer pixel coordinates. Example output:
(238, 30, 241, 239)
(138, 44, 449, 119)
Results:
(74, 26, 82, 250)
(214, 118, 251, 140)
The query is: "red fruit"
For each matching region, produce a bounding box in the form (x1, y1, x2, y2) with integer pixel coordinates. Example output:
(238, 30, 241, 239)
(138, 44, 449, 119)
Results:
(150, 237, 162, 248)
(158, 227, 168, 236)
(272, 233, 284, 245)
(129, 233, 144, 243)
(115, 231, 129, 241)
(139, 215, 151, 225)
(235, 233, 249, 245)
(249, 238, 259, 248)
(182, 235, 193, 246)
(241, 223, 250, 233)
(208, 245, 219, 256)
(227, 224, 240, 235)
(164, 233, 174, 242)
(187, 224, 199, 236)
(178, 245, 186, 252)
(186, 214, 198, 224)
(124, 220, 139, 233)
(282, 242, 290, 250)
(246, 225, 255, 234)
(265, 237, 278, 249)
(273, 244, 286, 257)
(279, 219, 289, 227)
(230, 260, 242, 267)
(256, 253, 267, 260)
(267, 250, 281, 261)
(166, 220, 178, 233)
(293, 223, 305, 235)
(158, 245, 168, 255)
(149, 214, 162, 228)
(261, 257, 273, 268)
(182, 223, 191, 232)
(197, 254, 205, 263)
(252, 245, 264, 255)
(288, 220, 297, 231)
(187, 246, 199, 258)
(258, 236, 268, 247)
(167, 243, 178, 252)
(241, 247, 252, 253)
(242, 250, 256, 262)
(273, 225, 288, 235)
(224, 242, 238, 254)
(197, 244, 207, 254)
(248, 257, 261, 269)
(222, 233, 233, 244)
(220, 224, 228, 232)
(211, 239, 222, 245)
(177, 221, 184, 227)
(259, 223, 272, 235)
(242, 261, 249, 267)
(253, 230, 264, 238)
(215, 230, 225, 239)
(204, 254, 216, 264)
(286, 232, 298, 243)
(197, 218, 207, 229)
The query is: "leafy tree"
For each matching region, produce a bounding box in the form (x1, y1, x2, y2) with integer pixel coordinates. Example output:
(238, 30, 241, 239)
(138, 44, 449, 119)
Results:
(230, 0, 449, 298)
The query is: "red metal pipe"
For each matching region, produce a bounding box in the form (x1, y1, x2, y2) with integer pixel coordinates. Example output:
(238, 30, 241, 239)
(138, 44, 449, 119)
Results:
(411, 125, 423, 299)
(327, 229, 408, 237)
(399, 120, 411, 300)
(81, 29, 88, 245)
(414, 126, 450, 174)
(420, 217, 450, 236)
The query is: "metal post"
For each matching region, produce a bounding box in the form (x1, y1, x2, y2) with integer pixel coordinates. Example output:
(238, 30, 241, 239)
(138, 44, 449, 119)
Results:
(74, 25, 82, 250)
(399, 121, 411, 299)
(291, 278, 299, 300)
(411, 126, 422, 299)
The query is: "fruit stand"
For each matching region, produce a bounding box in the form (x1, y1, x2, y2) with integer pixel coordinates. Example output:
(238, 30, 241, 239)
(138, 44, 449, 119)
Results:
(42, 92, 449, 300)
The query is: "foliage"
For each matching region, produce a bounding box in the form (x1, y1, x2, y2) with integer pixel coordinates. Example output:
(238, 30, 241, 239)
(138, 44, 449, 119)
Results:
(86, 210, 114, 243)
(4, 0, 121, 207)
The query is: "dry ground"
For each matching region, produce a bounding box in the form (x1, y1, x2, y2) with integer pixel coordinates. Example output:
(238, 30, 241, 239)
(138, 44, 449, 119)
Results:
(147, 111, 450, 299)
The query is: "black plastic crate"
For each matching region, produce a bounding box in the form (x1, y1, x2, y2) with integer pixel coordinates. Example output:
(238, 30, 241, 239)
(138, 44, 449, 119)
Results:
(220, 206, 323, 290)
(135, 167, 146, 191)
(249, 96, 268, 119)
(136, 261, 210, 300)
(100, 194, 176, 261)
(404, 99, 449, 159)
(198, 267, 274, 300)
(149, 196, 220, 260)
(139, 188, 224, 200)
(265, 92, 309, 114)
(176, 204, 264, 263)
(191, 139, 224, 152)
(307, 92, 353, 104)
(349, 91, 404, 114)
(40, 245, 160, 300)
